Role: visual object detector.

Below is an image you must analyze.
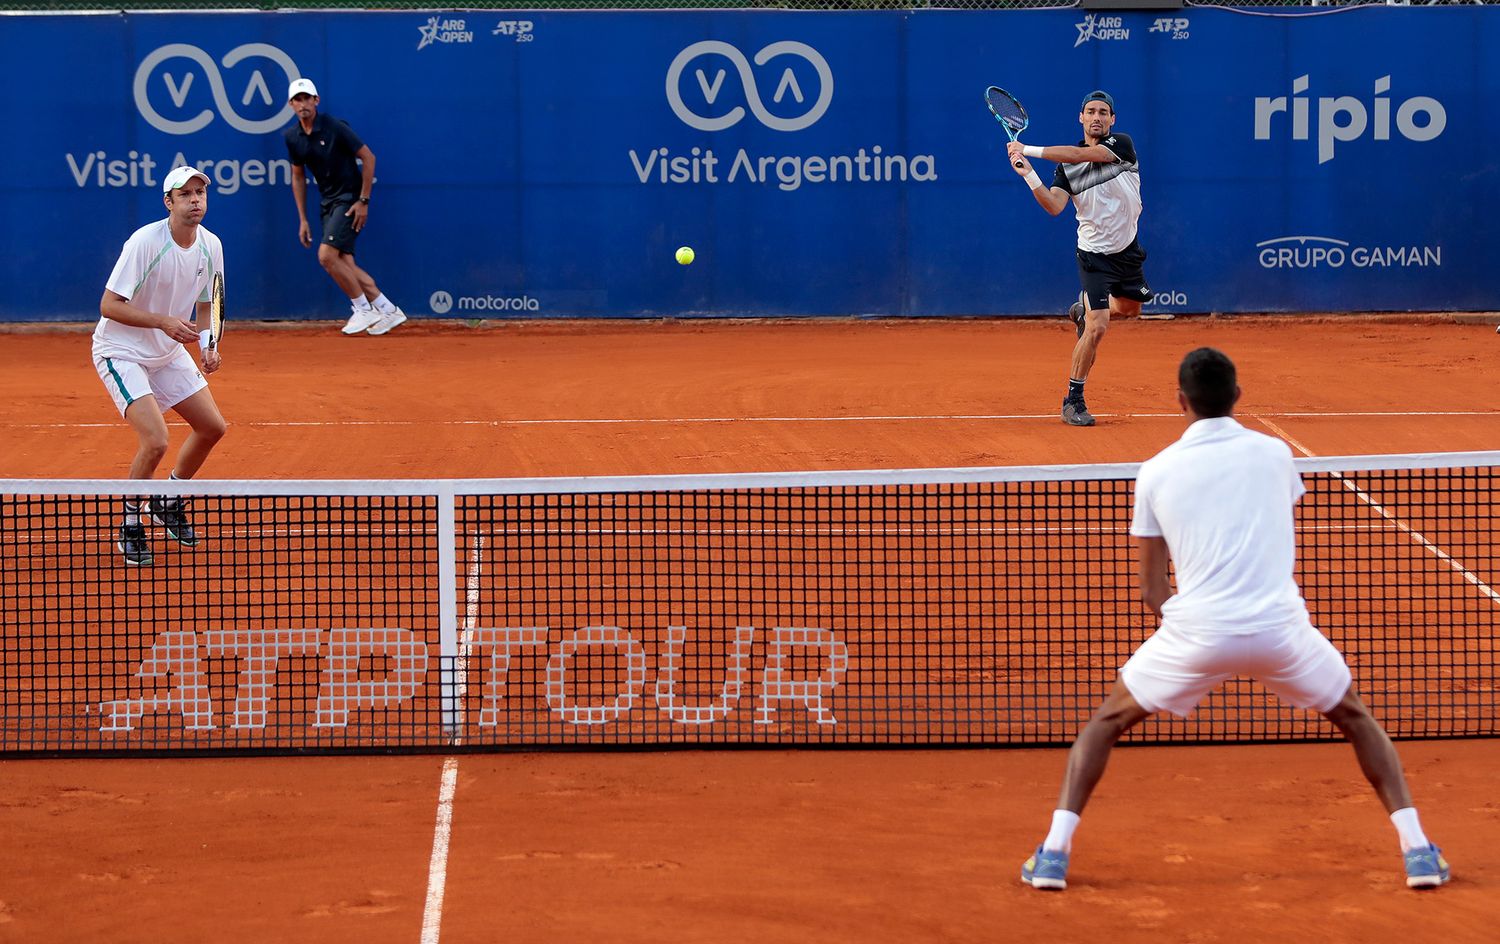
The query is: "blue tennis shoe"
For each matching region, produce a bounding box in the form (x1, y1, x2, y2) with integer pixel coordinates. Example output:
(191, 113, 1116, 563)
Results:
(1021, 845, 1069, 890)
(1404, 844, 1450, 889)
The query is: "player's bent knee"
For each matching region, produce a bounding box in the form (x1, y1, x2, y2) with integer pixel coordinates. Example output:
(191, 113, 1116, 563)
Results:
(1322, 686, 1374, 732)
(138, 437, 169, 462)
(1089, 682, 1149, 733)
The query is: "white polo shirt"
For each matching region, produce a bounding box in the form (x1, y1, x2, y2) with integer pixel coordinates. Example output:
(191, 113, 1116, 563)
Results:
(1130, 416, 1309, 633)
(94, 218, 223, 363)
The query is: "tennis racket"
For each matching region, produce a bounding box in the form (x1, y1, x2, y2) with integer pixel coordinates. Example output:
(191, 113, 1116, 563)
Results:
(208, 272, 224, 352)
(985, 86, 1029, 168)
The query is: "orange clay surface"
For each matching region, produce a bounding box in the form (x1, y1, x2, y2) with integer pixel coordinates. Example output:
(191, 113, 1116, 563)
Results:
(1, 316, 1497, 943)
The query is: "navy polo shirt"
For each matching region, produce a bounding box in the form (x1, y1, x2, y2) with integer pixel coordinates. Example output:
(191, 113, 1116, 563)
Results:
(283, 112, 366, 206)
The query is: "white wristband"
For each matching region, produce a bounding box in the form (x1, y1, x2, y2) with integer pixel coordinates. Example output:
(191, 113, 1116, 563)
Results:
(1023, 170, 1043, 190)
(1022, 145, 1045, 159)
(198, 329, 212, 352)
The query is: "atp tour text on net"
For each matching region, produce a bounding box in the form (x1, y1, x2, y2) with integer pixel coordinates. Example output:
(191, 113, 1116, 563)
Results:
(95, 624, 851, 733)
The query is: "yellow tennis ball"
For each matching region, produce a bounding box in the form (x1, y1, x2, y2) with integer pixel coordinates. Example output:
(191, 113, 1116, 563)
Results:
(675, 246, 695, 266)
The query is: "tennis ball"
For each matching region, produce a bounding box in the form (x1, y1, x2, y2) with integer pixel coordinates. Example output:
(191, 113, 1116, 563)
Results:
(675, 246, 695, 266)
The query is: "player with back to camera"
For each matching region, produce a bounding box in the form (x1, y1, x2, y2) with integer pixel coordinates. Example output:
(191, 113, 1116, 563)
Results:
(1007, 90, 1153, 428)
(95, 165, 228, 567)
(1019, 347, 1449, 892)
(283, 77, 407, 336)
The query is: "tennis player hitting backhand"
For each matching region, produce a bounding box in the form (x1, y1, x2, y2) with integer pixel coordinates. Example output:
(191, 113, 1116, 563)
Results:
(1020, 348, 1449, 892)
(95, 165, 228, 567)
(1007, 90, 1152, 428)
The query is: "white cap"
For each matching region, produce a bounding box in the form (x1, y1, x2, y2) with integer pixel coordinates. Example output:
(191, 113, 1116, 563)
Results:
(288, 77, 319, 101)
(162, 165, 210, 193)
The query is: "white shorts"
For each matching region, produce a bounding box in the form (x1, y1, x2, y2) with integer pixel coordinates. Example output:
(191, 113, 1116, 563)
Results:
(1118, 617, 1352, 718)
(94, 349, 207, 417)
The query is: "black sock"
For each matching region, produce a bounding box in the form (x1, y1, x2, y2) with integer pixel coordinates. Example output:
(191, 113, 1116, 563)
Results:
(1067, 379, 1086, 402)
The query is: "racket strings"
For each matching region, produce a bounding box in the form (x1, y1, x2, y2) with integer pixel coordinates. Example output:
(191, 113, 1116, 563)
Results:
(210, 273, 224, 349)
(985, 88, 1027, 133)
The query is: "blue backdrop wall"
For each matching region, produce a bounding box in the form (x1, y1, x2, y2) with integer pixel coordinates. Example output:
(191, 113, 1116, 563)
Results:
(0, 8, 1493, 321)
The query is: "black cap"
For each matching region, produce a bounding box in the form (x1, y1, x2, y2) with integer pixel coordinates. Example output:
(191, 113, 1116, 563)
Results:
(1082, 90, 1115, 113)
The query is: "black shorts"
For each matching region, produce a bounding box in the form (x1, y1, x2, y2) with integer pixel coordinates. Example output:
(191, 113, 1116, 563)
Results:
(1076, 237, 1151, 311)
(320, 199, 359, 255)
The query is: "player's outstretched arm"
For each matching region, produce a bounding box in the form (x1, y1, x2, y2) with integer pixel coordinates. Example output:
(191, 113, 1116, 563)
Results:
(1035, 143, 1118, 165)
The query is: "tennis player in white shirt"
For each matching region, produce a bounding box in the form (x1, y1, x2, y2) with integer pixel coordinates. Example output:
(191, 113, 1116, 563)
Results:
(1020, 347, 1449, 892)
(94, 165, 228, 567)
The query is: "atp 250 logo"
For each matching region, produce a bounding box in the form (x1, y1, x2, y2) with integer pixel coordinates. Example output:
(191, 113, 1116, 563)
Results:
(665, 40, 833, 132)
(134, 43, 302, 135)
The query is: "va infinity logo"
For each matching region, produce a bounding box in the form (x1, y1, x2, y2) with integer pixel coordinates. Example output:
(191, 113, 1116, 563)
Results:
(665, 40, 833, 132)
(134, 43, 302, 135)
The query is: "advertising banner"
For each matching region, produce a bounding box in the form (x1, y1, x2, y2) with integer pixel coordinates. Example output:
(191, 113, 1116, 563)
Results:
(0, 8, 1492, 320)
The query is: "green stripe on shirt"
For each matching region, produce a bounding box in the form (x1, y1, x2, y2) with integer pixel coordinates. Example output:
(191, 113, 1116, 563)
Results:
(198, 242, 214, 303)
(130, 240, 175, 297)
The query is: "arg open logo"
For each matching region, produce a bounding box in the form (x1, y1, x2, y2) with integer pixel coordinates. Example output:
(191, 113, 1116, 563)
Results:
(417, 16, 474, 50)
(1075, 15, 1130, 47)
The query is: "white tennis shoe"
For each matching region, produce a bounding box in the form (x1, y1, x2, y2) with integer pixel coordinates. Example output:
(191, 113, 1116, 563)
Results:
(367, 306, 407, 336)
(342, 307, 383, 335)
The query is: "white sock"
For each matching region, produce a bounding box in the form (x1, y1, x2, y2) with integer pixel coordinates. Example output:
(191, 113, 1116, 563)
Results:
(1390, 807, 1430, 853)
(1043, 810, 1080, 854)
(351, 295, 372, 311)
(372, 293, 396, 312)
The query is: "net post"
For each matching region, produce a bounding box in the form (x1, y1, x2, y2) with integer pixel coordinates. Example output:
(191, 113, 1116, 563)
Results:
(436, 487, 461, 741)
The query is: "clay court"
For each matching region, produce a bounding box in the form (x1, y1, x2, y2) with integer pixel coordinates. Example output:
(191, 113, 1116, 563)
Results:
(1, 316, 1497, 942)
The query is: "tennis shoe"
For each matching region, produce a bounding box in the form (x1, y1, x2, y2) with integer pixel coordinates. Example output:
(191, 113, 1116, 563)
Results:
(1068, 291, 1087, 339)
(147, 497, 198, 548)
(1021, 845, 1069, 890)
(367, 306, 407, 336)
(1061, 398, 1096, 427)
(116, 523, 153, 567)
(341, 307, 383, 335)
(1404, 843, 1450, 889)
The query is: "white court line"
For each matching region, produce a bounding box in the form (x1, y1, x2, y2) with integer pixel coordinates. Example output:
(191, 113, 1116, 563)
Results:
(1258, 417, 1500, 605)
(5, 409, 1497, 431)
(456, 536, 485, 732)
(419, 534, 485, 944)
(419, 758, 459, 944)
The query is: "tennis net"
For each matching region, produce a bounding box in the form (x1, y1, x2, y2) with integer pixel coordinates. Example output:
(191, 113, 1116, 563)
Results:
(2, 453, 1496, 755)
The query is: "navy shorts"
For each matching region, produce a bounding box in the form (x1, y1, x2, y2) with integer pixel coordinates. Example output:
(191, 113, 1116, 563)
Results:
(320, 199, 360, 255)
(1077, 237, 1152, 312)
